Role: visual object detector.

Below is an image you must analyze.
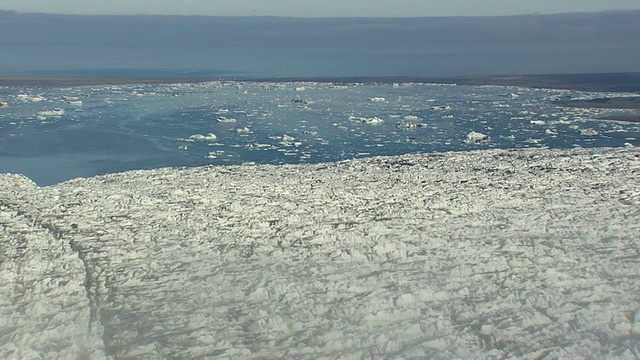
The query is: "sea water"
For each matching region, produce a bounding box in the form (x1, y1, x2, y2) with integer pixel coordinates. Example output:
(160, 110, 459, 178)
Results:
(0, 81, 638, 185)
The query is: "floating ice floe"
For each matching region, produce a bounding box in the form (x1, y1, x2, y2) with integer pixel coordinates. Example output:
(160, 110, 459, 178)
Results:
(0, 100, 6, 107)
(349, 116, 384, 125)
(248, 143, 277, 150)
(206, 150, 224, 159)
(465, 131, 491, 144)
(580, 128, 599, 136)
(430, 105, 451, 110)
(194, 133, 218, 141)
(183, 133, 218, 142)
(235, 127, 252, 133)
(68, 100, 83, 107)
(369, 97, 386, 102)
(176, 137, 195, 143)
(217, 116, 236, 123)
(530, 120, 547, 125)
(397, 122, 427, 129)
(16, 94, 45, 102)
(269, 134, 296, 142)
(36, 109, 65, 120)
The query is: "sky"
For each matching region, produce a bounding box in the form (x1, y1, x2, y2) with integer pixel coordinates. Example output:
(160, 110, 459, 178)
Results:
(1, 0, 640, 17)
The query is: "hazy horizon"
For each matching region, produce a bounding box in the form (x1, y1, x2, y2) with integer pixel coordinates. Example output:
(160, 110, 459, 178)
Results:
(2, 0, 640, 17)
(1, 10, 639, 78)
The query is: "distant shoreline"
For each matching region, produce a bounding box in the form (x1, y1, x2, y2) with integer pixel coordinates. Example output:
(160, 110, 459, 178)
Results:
(2, 72, 640, 93)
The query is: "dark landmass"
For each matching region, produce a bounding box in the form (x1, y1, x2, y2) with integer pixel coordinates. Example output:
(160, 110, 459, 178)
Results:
(554, 96, 640, 109)
(252, 72, 640, 93)
(599, 115, 640, 123)
(419, 73, 640, 93)
(0, 77, 210, 88)
(554, 96, 640, 123)
(2, 72, 640, 92)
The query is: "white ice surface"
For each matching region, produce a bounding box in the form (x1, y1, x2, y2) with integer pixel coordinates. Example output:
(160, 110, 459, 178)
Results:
(1, 147, 639, 359)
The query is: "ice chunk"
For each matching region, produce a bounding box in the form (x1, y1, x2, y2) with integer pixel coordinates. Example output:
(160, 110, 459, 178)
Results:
(349, 115, 384, 125)
(37, 109, 65, 120)
(189, 133, 218, 141)
(580, 128, 599, 136)
(465, 131, 491, 144)
(176, 137, 196, 143)
(369, 97, 386, 102)
(17, 94, 45, 102)
(206, 150, 224, 158)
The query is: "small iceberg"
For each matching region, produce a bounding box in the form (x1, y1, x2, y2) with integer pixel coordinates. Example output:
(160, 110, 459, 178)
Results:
(17, 94, 45, 102)
(465, 131, 491, 145)
(206, 150, 224, 159)
(348, 116, 384, 125)
(580, 128, 599, 136)
(369, 97, 386, 103)
(217, 116, 236, 123)
(430, 105, 451, 111)
(396, 122, 427, 129)
(37, 109, 65, 120)
(185, 133, 218, 141)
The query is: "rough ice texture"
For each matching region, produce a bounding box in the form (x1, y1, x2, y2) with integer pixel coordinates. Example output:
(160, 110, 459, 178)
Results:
(1, 147, 639, 359)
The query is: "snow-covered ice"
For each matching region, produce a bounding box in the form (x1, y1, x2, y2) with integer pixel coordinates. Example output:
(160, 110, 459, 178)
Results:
(1, 147, 639, 359)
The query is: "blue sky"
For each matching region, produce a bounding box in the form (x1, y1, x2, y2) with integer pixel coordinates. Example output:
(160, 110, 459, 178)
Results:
(2, 0, 640, 17)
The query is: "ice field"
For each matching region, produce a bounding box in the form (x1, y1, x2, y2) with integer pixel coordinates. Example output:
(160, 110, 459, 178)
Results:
(0, 81, 638, 185)
(1, 81, 640, 358)
(1, 146, 639, 359)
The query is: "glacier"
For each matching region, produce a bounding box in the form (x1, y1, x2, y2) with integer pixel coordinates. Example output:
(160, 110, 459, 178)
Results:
(1, 147, 639, 359)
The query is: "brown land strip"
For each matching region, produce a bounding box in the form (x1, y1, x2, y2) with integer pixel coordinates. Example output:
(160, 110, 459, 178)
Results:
(2, 72, 640, 92)
(254, 72, 640, 93)
(0, 77, 211, 88)
(553, 96, 640, 110)
(553, 96, 640, 123)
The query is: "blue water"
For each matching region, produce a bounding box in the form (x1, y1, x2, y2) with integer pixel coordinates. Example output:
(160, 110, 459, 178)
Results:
(0, 81, 638, 185)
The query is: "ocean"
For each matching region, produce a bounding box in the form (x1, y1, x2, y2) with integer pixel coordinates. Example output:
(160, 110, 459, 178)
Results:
(0, 80, 637, 185)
